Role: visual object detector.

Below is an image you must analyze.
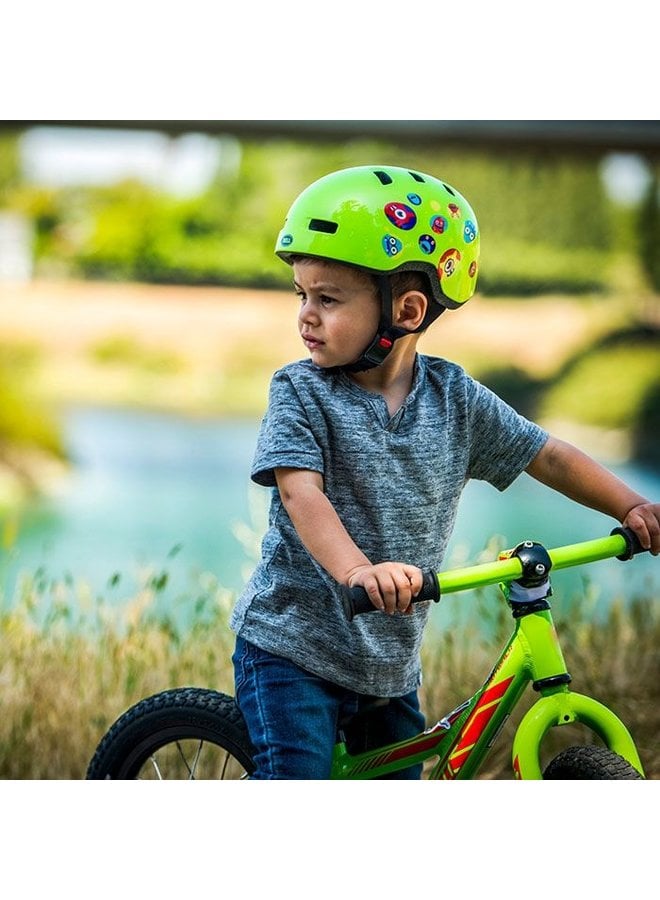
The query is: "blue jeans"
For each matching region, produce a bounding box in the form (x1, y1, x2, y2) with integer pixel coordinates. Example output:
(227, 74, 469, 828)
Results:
(232, 636, 425, 780)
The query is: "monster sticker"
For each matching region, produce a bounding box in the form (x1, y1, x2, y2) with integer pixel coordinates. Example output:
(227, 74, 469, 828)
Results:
(382, 234, 403, 257)
(464, 220, 477, 243)
(430, 215, 448, 234)
(418, 234, 436, 255)
(438, 248, 461, 281)
(384, 202, 417, 230)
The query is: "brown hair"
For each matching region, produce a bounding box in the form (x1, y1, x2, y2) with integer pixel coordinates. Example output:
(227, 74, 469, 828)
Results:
(289, 254, 432, 306)
(388, 269, 430, 302)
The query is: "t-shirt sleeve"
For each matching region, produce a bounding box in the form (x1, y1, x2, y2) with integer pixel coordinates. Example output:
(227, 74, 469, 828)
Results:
(467, 378, 548, 491)
(251, 368, 325, 487)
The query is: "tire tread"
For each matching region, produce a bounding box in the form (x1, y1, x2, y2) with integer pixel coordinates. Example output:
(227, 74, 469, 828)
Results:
(86, 687, 254, 779)
(543, 745, 643, 779)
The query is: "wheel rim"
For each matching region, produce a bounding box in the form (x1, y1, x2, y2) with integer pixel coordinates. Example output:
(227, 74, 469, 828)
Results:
(136, 737, 250, 780)
(113, 724, 252, 779)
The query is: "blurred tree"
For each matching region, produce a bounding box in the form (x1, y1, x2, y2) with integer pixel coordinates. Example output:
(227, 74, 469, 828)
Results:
(0, 131, 21, 200)
(4, 132, 639, 296)
(638, 166, 660, 292)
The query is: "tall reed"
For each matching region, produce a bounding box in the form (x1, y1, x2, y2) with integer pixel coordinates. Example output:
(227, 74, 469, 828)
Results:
(0, 570, 658, 779)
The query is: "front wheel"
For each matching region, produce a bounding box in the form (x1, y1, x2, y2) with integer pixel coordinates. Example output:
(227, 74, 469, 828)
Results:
(86, 687, 255, 779)
(543, 745, 643, 779)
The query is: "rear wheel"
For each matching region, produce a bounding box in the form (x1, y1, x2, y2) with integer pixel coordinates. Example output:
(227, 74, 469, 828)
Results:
(86, 688, 255, 779)
(543, 745, 643, 779)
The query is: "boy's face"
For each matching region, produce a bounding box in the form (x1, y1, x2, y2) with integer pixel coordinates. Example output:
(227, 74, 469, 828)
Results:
(292, 258, 380, 369)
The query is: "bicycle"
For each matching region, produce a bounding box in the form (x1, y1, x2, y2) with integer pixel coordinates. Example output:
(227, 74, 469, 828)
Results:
(86, 526, 652, 780)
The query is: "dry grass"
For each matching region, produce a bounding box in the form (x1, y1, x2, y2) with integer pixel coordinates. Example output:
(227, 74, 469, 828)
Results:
(0, 574, 237, 779)
(0, 573, 658, 780)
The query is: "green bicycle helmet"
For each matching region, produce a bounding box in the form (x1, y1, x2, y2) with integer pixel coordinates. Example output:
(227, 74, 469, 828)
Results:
(275, 165, 480, 370)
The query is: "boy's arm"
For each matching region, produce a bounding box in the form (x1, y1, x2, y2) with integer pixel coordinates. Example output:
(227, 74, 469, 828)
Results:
(526, 436, 660, 555)
(275, 467, 423, 613)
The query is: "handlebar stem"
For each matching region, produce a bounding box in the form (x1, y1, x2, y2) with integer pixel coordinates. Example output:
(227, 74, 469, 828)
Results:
(508, 540, 553, 588)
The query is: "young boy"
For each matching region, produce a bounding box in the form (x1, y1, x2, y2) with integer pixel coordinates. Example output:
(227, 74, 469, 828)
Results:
(229, 164, 659, 779)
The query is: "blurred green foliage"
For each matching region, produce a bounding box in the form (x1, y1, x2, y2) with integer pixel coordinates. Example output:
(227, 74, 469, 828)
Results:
(1, 133, 643, 294)
(538, 324, 660, 464)
(0, 129, 658, 468)
(638, 170, 660, 292)
(0, 342, 65, 459)
(0, 131, 21, 197)
(540, 329, 660, 431)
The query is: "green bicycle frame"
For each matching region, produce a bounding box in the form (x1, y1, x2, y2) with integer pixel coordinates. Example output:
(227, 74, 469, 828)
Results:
(330, 530, 645, 779)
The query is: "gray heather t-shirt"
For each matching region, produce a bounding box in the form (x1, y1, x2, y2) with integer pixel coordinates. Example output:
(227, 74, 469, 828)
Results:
(230, 354, 548, 696)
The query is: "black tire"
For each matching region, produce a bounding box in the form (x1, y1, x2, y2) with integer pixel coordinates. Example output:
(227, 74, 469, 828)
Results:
(543, 745, 643, 780)
(86, 687, 255, 779)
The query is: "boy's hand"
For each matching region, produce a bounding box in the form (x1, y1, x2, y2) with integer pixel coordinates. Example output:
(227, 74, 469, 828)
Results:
(346, 563, 424, 615)
(622, 502, 660, 556)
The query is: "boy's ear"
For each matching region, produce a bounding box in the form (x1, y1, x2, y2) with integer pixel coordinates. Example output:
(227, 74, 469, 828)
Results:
(394, 291, 428, 332)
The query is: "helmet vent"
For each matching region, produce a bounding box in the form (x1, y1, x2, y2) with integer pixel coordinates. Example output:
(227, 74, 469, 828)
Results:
(373, 170, 393, 185)
(409, 171, 426, 183)
(443, 183, 456, 196)
(309, 218, 338, 234)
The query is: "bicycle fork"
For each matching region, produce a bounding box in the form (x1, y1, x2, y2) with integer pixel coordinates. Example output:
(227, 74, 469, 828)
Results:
(509, 599, 644, 779)
(512, 688, 645, 779)
(498, 540, 644, 779)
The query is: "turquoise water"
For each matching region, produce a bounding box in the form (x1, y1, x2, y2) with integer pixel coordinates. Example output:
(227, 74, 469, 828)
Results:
(2, 406, 658, 627)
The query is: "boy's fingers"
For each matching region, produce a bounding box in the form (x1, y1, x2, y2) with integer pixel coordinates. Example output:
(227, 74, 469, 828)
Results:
(626, 505, 660, 555)
(355, 564, 425, 614)
(363, 578, 385, 611)
(407, 567, 424, 596)
(375, 572, 399, 614)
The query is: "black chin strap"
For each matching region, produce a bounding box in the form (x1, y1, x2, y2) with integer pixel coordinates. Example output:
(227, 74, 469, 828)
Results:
(336, 274, 446, 374)
(340, 275, 407, 374)
(340, 323, 409, 373)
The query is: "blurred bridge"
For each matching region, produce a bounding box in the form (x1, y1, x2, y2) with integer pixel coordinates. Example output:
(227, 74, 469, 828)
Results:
(3, 120, 660, 158)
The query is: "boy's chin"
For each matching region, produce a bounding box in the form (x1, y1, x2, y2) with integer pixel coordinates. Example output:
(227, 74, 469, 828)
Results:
(309, 355, 350, 371)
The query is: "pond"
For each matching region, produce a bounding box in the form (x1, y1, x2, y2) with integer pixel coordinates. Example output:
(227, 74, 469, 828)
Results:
(2, 406, 658, 629)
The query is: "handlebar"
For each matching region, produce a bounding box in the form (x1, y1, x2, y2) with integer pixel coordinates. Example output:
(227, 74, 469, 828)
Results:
(340, 526, 647, 620)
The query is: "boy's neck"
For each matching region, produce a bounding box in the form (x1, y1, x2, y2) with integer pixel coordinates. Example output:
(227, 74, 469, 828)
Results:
(347, 337, 420, 417)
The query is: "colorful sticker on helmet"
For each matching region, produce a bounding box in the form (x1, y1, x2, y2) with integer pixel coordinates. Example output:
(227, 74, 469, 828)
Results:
(418, 234, 436, 255)
(406, 193, 422, 206)
(280, 234, 293, 246)
(464, 220, 477, 243)
(448, 203, 461, 218)
(430, 215, 448, 234)
(469, 261, 478, 277)
(384, 202, 417, 230)
(438, 248, 461, 279)
(382, 234, 403, 257)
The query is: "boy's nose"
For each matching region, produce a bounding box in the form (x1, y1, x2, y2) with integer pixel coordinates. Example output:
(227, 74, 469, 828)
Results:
(299, 300, 320, 324)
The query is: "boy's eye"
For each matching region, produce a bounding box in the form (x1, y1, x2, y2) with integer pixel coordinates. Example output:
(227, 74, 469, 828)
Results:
(293, 290, 338, 307)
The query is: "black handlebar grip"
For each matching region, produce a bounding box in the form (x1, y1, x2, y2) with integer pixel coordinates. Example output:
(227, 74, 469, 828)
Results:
(611, 526, 647, 559)
(340, 569, 440, 621)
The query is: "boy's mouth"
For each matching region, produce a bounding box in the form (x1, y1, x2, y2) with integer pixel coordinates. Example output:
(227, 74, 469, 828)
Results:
(302, 333, 324, 350)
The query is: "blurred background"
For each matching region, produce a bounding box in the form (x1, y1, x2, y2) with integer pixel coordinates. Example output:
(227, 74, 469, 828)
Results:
(1, 119, 659, 778)
(1, 120, 659, 613)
